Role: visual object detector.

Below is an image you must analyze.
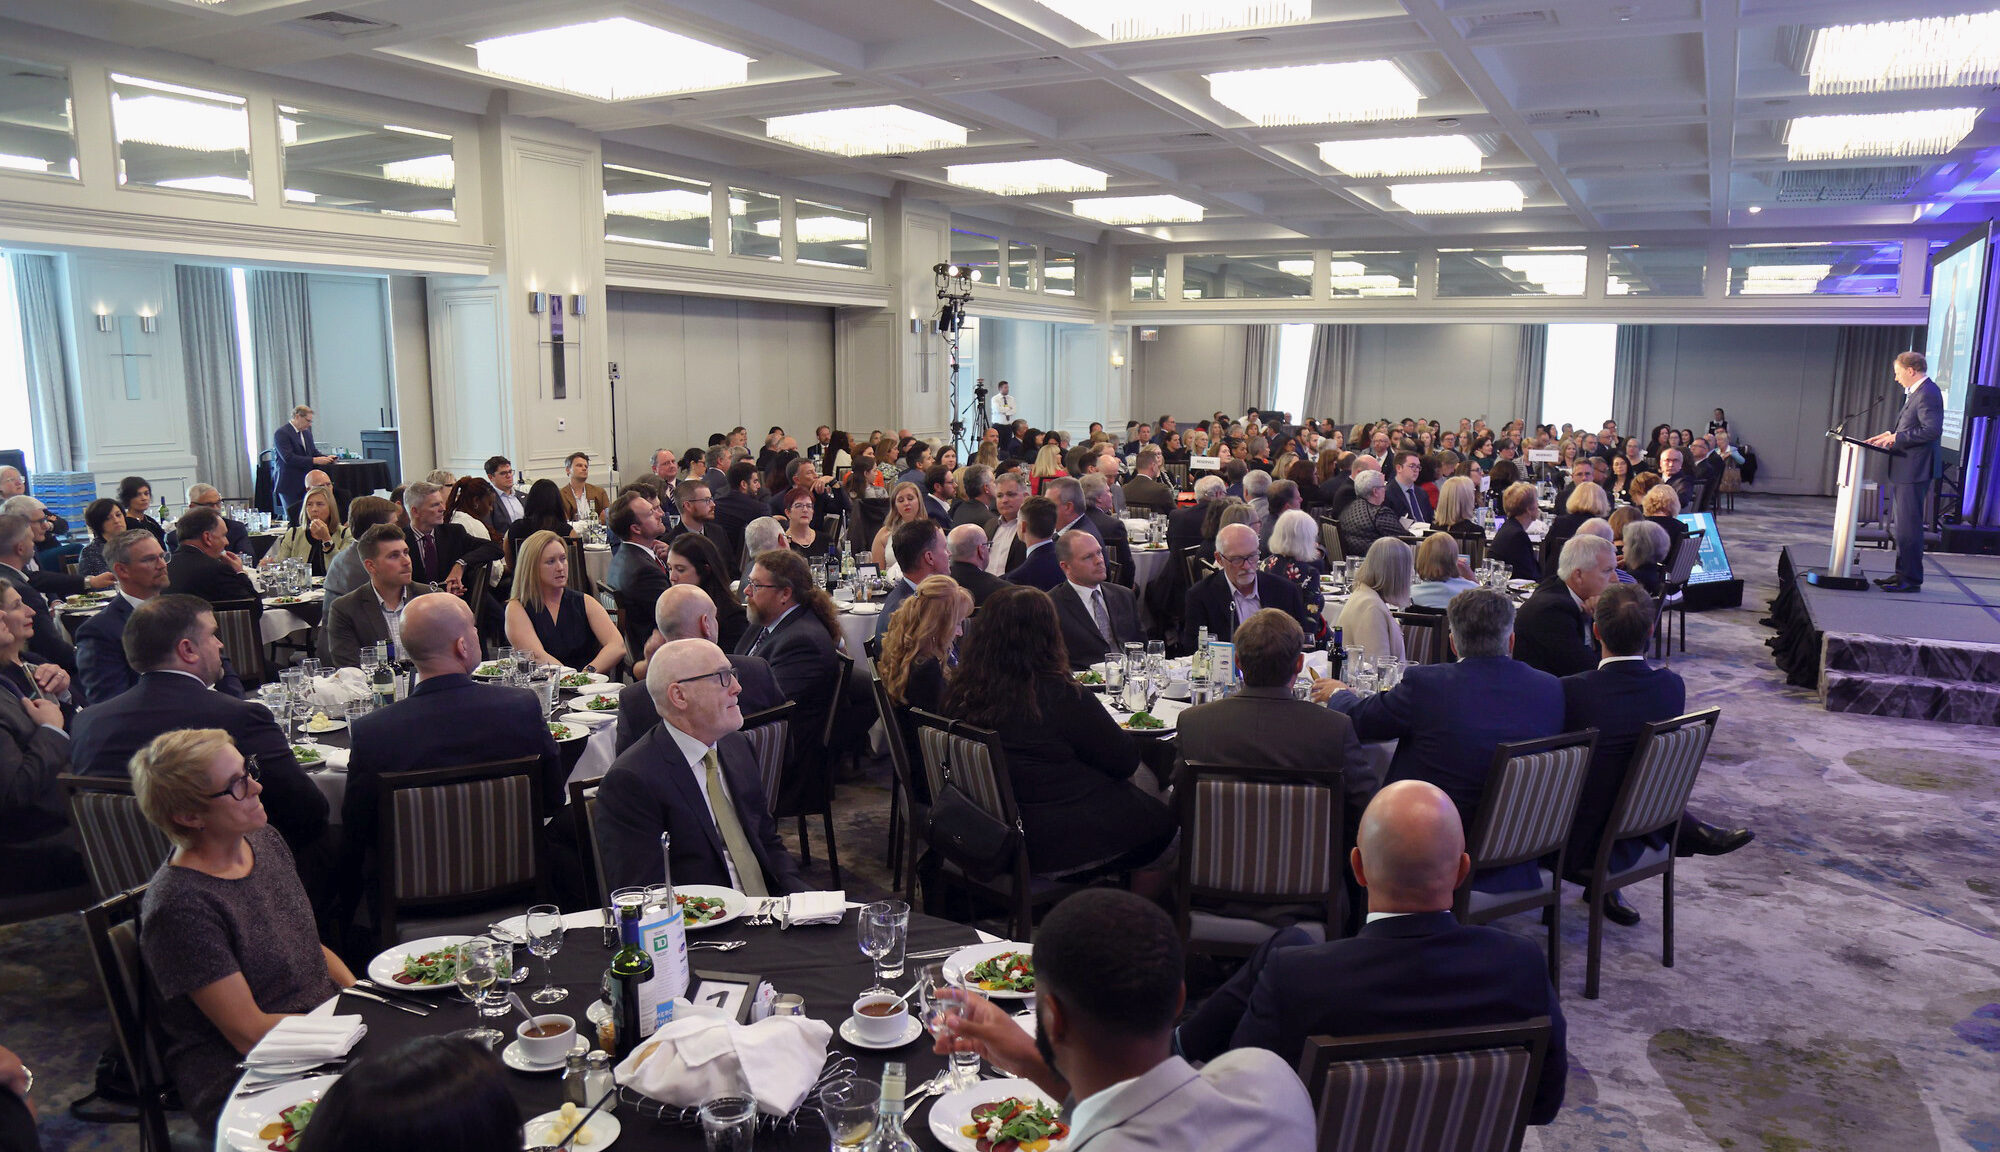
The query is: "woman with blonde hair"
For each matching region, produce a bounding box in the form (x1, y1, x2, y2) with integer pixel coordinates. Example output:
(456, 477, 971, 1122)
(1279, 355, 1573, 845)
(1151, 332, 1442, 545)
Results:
(1030, 442, 1068, 495)
(1431, 475, 1478, 533)
(505, 529, 625, 674)
(260, 484, 349, 574)
(134, 728, 355, 1132)
(1410, 532, 1479, 609)
(871, 481, 926, 573)
(1337, 536, 1411, 662)
(878, 575, 973, 802)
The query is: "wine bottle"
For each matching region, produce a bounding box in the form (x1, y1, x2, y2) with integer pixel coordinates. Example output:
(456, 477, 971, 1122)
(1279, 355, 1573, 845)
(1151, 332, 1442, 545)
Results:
(1329, 626, 1345, 682)
(370, 657, 395, 710)
(607, 896, 652, 1059)
(868, 1062, 919, 1152)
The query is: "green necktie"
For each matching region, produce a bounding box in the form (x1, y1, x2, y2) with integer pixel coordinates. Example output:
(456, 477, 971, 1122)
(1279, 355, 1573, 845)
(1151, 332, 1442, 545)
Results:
(703, 749, 769, 898)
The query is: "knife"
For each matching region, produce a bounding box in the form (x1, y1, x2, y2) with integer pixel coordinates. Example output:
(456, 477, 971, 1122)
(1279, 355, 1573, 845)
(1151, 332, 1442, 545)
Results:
(342, 985, 431, 1016)
(356, 978, 435, 1006)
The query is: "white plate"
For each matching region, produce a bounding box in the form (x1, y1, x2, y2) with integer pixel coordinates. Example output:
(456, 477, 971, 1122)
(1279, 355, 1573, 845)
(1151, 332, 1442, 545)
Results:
(672, 884, 746, 930)
(839, 1014, 923, 1050)
(525, 1106, 622, 1150)
(301, 718, 347, 734)
(844, 602, 883, 616)
(502, 1033, 588, 1073)
(365, 935, 472, 991)
(941, 942, 1036, 1000)
(220, 1074, 338, 1152)
(265, 590, 325, 604)
(574, 691, 622, 713)
(928, 1078, 1067, 1152)
(559, 710, 617, 729)
(547, 721, 590, 743)
(558, 671, 610, 692)
(291, 745, 348, 772)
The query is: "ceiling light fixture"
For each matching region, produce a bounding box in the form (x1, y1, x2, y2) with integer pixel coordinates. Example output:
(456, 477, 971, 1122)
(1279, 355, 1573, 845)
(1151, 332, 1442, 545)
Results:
(757, 216, 869, 244)
(1029, 0, 1310, 42)
(0, 153, 51, 173)
(1500, 253, 1586, 294)
(1805, 11, 2000, 95)
(472, 18, 752, 101)
(111, 94, 248, 152)
(1070, 194, 1205, 224)
(1745, 263, 1833, 280)
(945, 159, 1108, 195)
(283, 188, 318, 203)
(764, 105, 968, 156)
(1207, 60, 1421, 127)
(154, 175, 253, 197)
(604, 190, 712, 220)
(1318, 134, 1483, 177)
(1388, 180, 1524, 213)
(1276, 259, 1315, 276)
(1785, 108, 1980, 160)
(380, 154, 455, 187)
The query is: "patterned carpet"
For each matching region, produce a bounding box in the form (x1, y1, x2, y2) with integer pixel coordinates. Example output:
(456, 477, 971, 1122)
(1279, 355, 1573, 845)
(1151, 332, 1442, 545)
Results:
(6, 492, 1998, 1151)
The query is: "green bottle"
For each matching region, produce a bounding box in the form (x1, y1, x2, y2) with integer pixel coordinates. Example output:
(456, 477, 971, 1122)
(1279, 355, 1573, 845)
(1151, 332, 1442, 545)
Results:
(607, 895, 653, 1058)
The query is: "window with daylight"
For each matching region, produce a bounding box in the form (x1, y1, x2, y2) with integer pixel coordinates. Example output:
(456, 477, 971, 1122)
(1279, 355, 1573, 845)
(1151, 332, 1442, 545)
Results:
(1272, 323, 1314, 420)
(1541, 323, 1617, 429)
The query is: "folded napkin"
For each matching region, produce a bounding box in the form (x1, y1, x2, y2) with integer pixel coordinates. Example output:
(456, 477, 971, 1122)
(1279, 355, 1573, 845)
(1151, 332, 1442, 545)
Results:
(614, 1009, 832, 1116)
(246, 1015, 367, 1065)
(779, 891, 847, 927)
(306, 669, 372, 709)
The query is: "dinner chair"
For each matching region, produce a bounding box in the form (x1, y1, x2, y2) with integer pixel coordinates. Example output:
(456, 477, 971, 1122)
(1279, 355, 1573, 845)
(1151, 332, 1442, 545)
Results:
(739, 701, 796, 820)
(568, 776, 608, 907)
(210, 598, 268, 687)
(1296, 1019, 1554, 1152)
(1173, 760, 1345, 957)
(1582, 708, 1720, 999)
(61, 775, 174, 900)
(563, 537, 595, 596)
(1654, 530, 1705, 662)
(81, 886, 179, 1152)
(868, 676, 923, 903)
(790, 652, 849, 886)
(1453, 729, 1597, 985)
(1316, 517, 1345, 566)
(1394, 610, 1451, 666)
(1450, 523, 1488, 568)
(374, 757, 545, 944)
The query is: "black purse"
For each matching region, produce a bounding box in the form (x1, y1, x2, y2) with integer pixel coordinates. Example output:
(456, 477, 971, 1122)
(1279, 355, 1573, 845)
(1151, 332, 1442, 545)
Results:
(922, 736, 1020, 882)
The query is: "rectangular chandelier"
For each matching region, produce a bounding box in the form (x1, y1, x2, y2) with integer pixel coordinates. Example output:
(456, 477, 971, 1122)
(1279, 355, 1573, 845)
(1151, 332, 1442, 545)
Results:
(765, 106, 968, 156)
(604, 190, 712, 221)
(1207, 60, 1421, 127)
(1030, 0, 1310, 41)
(1389, 180, 1523, 214)
(1785, 109, 1979, 161)
(1319, 135, 1482, 178)
(946, 159, 1108, 195)
(111, 93, 248, 152)
(473, 19, 752, 101)
(1806, 11, 2000, 95)
(1071, 194, 1204, 224)
(380, 154, 455, 187)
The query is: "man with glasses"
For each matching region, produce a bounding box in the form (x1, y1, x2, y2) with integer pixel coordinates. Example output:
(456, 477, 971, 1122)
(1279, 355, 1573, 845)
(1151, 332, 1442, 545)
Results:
(0, 495, 95, 598)
(615, 585, 783, 753)
(163, 485, 249, 555)
(69, 593, 329, 874)
(594, 638, 807, 894)
(484, 455, 525, 535)
(75, 529, 244, 704)
(669, 478, 732, 556)
(0, 512, 77, 673)
(1182, 523, 1307, 651)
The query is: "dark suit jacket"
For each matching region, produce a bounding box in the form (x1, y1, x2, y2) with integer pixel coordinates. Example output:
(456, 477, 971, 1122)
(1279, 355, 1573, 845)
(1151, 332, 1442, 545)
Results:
(733, 603, 840, 814)
(1121, 475, 1176, 515)
(948, 561, 1008, 608)
(1561, 660, 1685, 872)
(1888, 378, 1945, 484)
(607, 541, 673, 657)
(949, 499, 998, 534)
(592, 725, 807, 894)
(922, 494, 954, 530)
(1004, 541, 1062, 591)
(614, 655, 783, 754)
(713, 491, 769, 561)
(69, 671, 328, 855)
(1176, 685, 1374, 802)
(1489, 518, 1541, 582)
(76, 594, 244, 705)
(1181, 570, 1307, 651)
(165, 548, 259, 607)
(324, 585, 432, 668)
(1384, 480, 1432, 523)
(1085, 508, 1136, 588)
(0, 562, 75, 674)
(1049, 580, 1142, 668)
(668, 519, 733, 560)
(163, 517, 251, 557)
(1177, 912, 1567, 1125)
(1166, 502, 1210, 558)
(403, 523, 501, 587)
(1512, 579, 1597, 678)
(1319, 475, 1356, 518)
(273, 422, 318, 510)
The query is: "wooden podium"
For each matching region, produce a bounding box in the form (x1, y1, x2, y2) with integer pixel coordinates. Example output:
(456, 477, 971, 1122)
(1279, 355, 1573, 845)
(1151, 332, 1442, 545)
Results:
(1811, 431, 1897, 591)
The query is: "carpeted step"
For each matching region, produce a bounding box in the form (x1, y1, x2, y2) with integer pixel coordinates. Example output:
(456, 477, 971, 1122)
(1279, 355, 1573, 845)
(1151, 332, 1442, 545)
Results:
(1821, 666, 2000, 725)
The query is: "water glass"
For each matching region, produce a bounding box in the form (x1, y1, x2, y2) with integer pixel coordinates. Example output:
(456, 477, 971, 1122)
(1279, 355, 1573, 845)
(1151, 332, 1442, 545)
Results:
(1102, 651, 1124, 694)
(699, 1096, 757, 1152)
(526, 904, 568, 1004)
(279, 667, 305, 700)
(344, 697, 371, 724)
(857, 901, 910, 989)
(817, 1078, 880, 1151)
(918, 964, 981, 1090)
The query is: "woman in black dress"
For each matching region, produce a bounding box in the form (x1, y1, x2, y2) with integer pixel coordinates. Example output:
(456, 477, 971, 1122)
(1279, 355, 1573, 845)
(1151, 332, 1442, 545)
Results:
(504, 529, 625, 674)
(666, 532, 748, 653)
(780, 488, 830, 558)
(1488, 480, 1543, 582)
(79, 498, 127, 578)
(501, 478, 572, 574)
(119, 476, 166, 544)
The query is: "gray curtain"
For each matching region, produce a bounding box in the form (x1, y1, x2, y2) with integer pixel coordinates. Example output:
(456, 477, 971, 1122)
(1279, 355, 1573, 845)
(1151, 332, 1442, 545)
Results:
(1302, 324, 1357, 422)
(1823, 324, 1924, 493)
(1513, 324, 1547, 426)
(246, 269, 314, 438)
(1610, 325, 1654, 438)
(10, 254, 82, 471)
(1240, 324, 1276, 414)
(175, 265, 251, 498)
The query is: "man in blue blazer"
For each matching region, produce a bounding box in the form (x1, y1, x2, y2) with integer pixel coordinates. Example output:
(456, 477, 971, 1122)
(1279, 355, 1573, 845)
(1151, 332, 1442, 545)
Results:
(876, 520, 949, 640)
(1382, 449, 1432, 523)
(594, 639, 808, 895)
(273, 405, 332, 519)
(735, 549, 841, 817)
(1003, 496, 1063, 592)
(1866, 351, 1945, 592)
(1175, 780, 1568, 1126)
(1181, 523, 1309, 651)
(75, 531, 244, 705)
(617, 586, 784, 753)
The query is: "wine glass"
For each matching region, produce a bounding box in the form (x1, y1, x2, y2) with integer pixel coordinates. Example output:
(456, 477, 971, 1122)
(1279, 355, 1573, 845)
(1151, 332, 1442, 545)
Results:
(856, 901, 909, 992)
(455, 939, 505, 1047)
(526, 904, 568, 1004)
(817, 1077, 880, 1151)
(918, 963, 981, 1090)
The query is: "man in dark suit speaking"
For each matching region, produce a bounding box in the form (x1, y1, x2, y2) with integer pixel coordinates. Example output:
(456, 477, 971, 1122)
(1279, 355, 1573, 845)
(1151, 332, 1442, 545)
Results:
(273, 404, 335, 519)
(1865, 350, 1945, 593)
(593, 638, 808, 895)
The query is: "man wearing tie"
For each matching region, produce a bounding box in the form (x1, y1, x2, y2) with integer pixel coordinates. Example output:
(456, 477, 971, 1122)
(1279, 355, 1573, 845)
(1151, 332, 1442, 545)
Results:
(1865, 351, 1945, 594)
(1048, 531, 1141, 669)
(1511, 535, 1616, 678)
(1383, 449, 1432, 523)
(273, 405, 334, 520)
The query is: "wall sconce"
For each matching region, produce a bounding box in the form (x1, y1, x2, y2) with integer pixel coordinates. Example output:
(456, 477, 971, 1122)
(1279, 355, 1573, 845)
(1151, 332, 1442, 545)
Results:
(140, 314, 157, 334)
(528, 291, 548, 314)
(570, 294, 587, 318)
(96, 312, 111, 333)
(1110, 350, 1125, 368)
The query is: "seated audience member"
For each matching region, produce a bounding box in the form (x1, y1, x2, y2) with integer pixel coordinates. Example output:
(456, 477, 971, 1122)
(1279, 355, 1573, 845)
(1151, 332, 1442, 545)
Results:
(1337, 537, 1411, 662)
(932, 889, 1316, 1152)
(502, 479, 574, 576)
(945, 523, 1008, 607)
(668, 532, 748, 655)
(71, 594, 330, 859)
(1264, 510, 1328, 648)
(1621, 519, 1671, 596)
(295, 1035, 520, 1152)
(325, 526, 430, 668)
(780, 489, 829, 557)
(1641, 483, 1690, 552)
(1410, 532, 1479, 610)
(505, 529, 625, 675)
(322, 497, 401, 602)
(606, 492, 674, 658)
(878, 575, 973, 803)
(1050, 531, 1143, 668)
(593, 639, 808, 895)
(401, 480, 501, 596)
(872, 482, 928, 574)
(0, 579, 70, 715)
(615, 585, 782, 753)
(0, 600, 84, 899)
(942, 586, 1174, 882)
(735, 548, 842, 814)
(877, 519, 949, 639)
(78, 498, 128, 582)
(133, 729, 356, 1132)
(557, 451, 610, 522)
(1382, 450, 1431, 523)
(712, 461, 769, 562)
(446, 475, 498, 543)
(0, 514, 76, 673)
(160, 486, 250, 556)
(1488, 480, 1544, 582)
(259, 485, 350, 576)
(1003, 495, 1063, 591)
(1174, 781, 1567, 1125)
(1546, 480, 1610, 552)
(741, 516, 787, 580)
(1078, 473, 1136, 588)
(1167, 475, 1225, 557)
(77, 529, 233, 704)
(1562, 585, 1752, 927)
(165, 507, 260, 612)
(119, 475, 167, 544)
(1122, 446, 1176, 515)
(1514, 534, 1617, 679)
(1183, 523, 1308, 650)
(1430, 474, 1480, 536)
(1337, 470, 1404, 558)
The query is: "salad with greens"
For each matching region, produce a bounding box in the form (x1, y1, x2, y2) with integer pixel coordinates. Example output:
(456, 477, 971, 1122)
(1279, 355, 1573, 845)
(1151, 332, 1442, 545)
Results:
(965, 950, 1034, 993)
(961, 1097, 1067, 1152)
(259, 1099, 316, 1151)
(393, 949, 458, 986)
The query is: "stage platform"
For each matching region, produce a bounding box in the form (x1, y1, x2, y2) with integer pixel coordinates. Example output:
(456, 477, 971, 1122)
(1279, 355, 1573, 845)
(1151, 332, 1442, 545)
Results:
(1770, 543, 2000, 726)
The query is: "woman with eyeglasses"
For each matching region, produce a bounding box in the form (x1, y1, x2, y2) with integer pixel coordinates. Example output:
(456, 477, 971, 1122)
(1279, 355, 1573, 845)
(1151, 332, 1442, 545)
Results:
(133, 728, 356, 1134)
(0, 588, 85, 900)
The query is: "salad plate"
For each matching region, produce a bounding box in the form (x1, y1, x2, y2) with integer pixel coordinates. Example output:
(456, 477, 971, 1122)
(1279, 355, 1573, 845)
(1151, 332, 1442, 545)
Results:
(671, 884, 744, 930)
(547, 721, 589, 743)
(365, 935, 472, 991)
(557, 671, 610, 691)
(928, 1079, 1067, 1152)
(942, 942, 1035, 999)
(573, 691, 621, 714)
(221, 1075, 336, 1152)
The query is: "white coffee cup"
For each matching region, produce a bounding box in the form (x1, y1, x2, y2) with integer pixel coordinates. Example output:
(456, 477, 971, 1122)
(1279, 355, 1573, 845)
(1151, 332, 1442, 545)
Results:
(516, 1013, 576, 1064)
(850, 993, 908, 1044)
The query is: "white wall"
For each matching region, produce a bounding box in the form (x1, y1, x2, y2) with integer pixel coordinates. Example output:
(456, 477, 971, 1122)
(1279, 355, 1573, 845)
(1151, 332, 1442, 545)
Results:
(1635, 326, 1841, 495)
(1132, 325, 1247, 426)
(1350, 325, 1525, 427)
(66, 251, 198, 501)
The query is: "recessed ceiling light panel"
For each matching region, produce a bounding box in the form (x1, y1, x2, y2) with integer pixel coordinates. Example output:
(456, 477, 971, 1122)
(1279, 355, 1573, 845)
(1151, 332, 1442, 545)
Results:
(1207, 61, 1421, 127)
(1071, 194, 1205, 224)
(1388, 180, 1524, 214)
(946, 159, 1109, 195)
(1318, 135, 1483, 177)
(472, 18, 752, 101)
(1807, 11, 2000, 95)
(1031, 0, 1310, 41)
(1785, 109, 1979, 161)
(765, 105, 968, 156)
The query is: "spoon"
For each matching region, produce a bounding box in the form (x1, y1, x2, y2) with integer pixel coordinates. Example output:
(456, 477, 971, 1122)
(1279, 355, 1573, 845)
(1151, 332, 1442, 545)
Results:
(505, 990, 538, 1026)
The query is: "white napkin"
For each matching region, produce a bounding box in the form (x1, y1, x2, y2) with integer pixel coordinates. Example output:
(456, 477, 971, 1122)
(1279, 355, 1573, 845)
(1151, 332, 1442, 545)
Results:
(1121, 518, 1152, 543)
(779, 891, 847, 927)
(246, 1015, 367, 1065)
(614, 1010, 832, 1116)
(306, 669, 372, 709)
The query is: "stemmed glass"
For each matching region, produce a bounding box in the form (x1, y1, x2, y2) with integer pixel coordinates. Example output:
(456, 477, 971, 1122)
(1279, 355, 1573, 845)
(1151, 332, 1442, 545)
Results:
(817, 1077, 881, 1151)
(455, 939, 506, 1047)
(918, 963, 981, 1090)
(857, 901, 909, 993)
(526, 904, 568, 1004)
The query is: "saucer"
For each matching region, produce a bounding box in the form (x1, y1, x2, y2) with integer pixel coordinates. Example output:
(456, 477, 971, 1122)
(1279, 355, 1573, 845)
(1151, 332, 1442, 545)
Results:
(839, 1014, 923, 1050)
(526, 1107, 622, 1150)
(501, 1032, 588, 1073)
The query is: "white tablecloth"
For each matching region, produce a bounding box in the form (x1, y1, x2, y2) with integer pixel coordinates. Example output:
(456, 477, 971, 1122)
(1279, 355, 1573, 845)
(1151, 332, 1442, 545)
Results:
(1130, 547, 1170, 591)
(582, 543, 611, 588)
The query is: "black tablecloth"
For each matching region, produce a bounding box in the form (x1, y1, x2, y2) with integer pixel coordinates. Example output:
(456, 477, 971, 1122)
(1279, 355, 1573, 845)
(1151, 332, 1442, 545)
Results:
(328, 460, 394, 507)
(327, 912, 987, 1149)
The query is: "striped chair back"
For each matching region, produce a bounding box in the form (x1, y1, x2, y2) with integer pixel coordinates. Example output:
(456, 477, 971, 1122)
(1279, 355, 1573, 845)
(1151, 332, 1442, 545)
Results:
(911, 715, 1009, 823)
(1610, 709, 1719, 843)
(1664, 529, 1704, 587)
(1451, 524, 1488, 568)
(1179, 762, 1342, 903)
(210, 599, 267, 686)
(1465, 732, 1596, 871)
(1318, 518, 1345, 566)
(62, 776, 172, 900)
(377, 758, 544, 944)
(81, 887, 176, 1152)
(740, 703, 796, 815)
(1395, 610, 1450, 666)
(1299, 1020, 1552, 1152)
